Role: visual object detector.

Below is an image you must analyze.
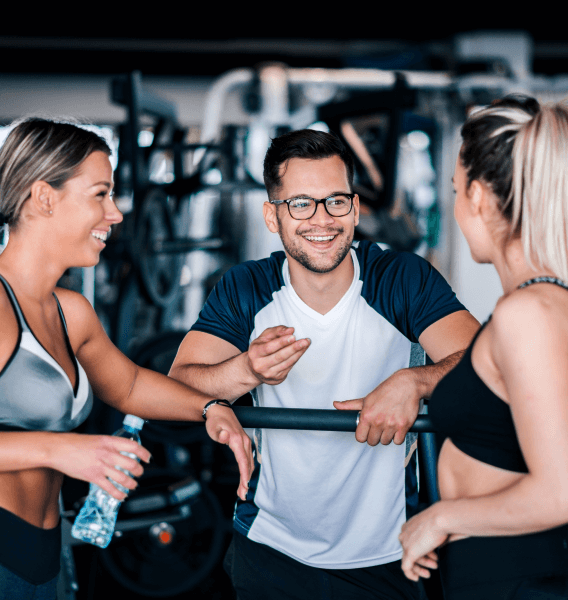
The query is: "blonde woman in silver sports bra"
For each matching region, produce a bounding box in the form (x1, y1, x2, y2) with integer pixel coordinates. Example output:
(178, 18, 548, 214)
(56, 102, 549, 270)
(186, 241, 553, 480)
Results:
(0, 118, 254, 599)
(399, 96, 568, 599)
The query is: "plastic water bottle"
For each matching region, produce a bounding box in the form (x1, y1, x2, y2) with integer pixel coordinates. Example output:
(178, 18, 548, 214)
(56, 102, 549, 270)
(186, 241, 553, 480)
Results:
(71, 414, 145, 548)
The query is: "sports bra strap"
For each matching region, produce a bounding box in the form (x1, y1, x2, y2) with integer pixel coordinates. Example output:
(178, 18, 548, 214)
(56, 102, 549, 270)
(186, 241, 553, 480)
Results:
(0, 274, 70, 336)
(52, 293, 70, 336)
(518, 276, 568, 291)
(0, 273, 28, 331)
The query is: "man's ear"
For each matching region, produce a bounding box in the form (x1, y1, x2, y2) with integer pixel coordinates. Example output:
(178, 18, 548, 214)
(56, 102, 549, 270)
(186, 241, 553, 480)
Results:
(29, 180, 55, 216)
(263, 201, 279, 233)
(353, 194, 360, 227)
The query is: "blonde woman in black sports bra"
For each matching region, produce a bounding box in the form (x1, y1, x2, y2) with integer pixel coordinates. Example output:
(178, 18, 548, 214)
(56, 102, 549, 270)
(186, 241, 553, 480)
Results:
(0, 118, 254, 599)
(398, 95, 568, 599)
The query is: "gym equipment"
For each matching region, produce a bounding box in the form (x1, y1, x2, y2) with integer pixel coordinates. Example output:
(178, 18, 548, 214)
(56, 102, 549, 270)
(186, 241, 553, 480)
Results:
(61, 467, 228, 598)
(98, 470, 226, 598)
(134, 187, 228, 308)
(135, 187, 183, 308)
(231, 406, 433, 432)
(107, 71, 233, 319)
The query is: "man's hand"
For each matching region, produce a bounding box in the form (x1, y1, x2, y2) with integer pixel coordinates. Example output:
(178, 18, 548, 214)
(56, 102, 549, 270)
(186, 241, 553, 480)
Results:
(246, 326, 310, 386)
(334, 369, 420, 445)
(205, 403, 255, 501)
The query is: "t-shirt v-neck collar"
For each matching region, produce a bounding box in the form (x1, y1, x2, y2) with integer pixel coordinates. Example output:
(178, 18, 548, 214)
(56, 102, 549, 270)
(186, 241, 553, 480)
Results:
(282, 249, 360, 325)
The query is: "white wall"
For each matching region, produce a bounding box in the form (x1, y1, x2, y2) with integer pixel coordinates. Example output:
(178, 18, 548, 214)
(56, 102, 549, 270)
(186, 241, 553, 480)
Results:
(434, 122, 503, 324)
(451, 227, 503, 323)
(0, 74, 251, 127)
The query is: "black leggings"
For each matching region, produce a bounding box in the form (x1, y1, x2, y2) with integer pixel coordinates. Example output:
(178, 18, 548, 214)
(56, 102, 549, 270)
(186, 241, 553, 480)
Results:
(0, 505, 61, 596)
(439, 525, 568, 599)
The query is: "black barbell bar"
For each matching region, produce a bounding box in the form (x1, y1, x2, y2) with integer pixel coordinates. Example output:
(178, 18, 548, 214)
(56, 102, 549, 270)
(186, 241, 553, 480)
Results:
(231, 407, 434, 433)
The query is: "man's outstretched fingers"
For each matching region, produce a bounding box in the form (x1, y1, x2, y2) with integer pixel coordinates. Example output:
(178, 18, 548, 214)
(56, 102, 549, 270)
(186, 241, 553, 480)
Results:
(249, 332, 310, 385)
(256, 325, 294, 343)
(260, 334, 300, 358)
(269, 340, 311, 374)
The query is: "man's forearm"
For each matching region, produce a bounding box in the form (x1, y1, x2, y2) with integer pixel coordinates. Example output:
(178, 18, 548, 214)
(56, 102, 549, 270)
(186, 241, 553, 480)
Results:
(407, 350, 465, 400)
(169, 352, 260, 401)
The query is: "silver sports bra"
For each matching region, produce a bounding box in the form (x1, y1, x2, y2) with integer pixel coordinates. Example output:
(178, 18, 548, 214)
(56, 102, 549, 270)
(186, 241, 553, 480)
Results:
(0, 274, 93, 432)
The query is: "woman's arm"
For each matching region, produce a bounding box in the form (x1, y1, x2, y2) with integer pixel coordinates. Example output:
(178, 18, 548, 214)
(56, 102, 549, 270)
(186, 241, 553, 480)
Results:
(0, 285, 152, 499)
(0, 430, 150, 500)
(399, 293, 568, 579)
(58, 289, 254, 500)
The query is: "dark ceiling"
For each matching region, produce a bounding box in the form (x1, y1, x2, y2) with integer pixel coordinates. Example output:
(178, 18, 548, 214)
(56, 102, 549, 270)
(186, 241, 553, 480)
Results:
(2, 18, 567, 77)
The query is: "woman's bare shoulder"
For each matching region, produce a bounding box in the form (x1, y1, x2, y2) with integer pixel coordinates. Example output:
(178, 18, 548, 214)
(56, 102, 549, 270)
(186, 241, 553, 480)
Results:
(489, 285, 568, 380)
(54, 286, 94, 313)
(492, 283, 568, 332)
(54, 287, 99, 349)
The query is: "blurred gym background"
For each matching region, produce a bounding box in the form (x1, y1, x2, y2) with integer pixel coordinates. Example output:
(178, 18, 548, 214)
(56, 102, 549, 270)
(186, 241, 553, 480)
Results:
(1, 22, 567, 599)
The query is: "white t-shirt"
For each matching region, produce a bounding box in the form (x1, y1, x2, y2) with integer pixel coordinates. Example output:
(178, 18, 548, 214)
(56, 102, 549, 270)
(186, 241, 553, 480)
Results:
(192, 240, 464, 568)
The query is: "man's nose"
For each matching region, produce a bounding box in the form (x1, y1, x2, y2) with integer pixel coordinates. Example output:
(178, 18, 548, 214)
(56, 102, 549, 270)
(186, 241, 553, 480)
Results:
(308, 201, 334, 225)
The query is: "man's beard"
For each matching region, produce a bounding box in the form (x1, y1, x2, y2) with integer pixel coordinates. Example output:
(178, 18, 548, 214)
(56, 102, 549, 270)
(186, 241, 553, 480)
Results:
(276, 216, 353, 274)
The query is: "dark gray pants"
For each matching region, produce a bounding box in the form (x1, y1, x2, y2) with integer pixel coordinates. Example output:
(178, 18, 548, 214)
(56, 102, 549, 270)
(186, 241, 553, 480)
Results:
(224, 531, 426, 600)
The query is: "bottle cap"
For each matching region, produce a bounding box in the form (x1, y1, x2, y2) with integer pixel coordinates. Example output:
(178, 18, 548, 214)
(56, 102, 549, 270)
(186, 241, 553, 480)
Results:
(123, 414, 145, 430)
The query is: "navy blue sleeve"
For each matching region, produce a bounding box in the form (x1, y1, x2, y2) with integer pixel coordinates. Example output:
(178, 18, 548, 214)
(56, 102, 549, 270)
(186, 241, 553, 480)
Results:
(190, 255, 284, 353)
(190, 267, 252, 352)
(359, 244, 466, 343)
(398, 252, 466, 341)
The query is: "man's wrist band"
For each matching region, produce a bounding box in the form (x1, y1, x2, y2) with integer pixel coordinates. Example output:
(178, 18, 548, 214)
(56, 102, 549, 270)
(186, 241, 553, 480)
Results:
(202, 399, 232, 420)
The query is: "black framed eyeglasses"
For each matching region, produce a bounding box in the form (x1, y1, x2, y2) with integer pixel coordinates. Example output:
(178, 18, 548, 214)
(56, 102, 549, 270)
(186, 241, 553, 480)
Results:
(269, 193, 355, 220)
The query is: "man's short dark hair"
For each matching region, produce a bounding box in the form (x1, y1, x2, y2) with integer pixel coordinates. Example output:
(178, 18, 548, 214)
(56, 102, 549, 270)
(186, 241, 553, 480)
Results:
(263, 129, 354, 199)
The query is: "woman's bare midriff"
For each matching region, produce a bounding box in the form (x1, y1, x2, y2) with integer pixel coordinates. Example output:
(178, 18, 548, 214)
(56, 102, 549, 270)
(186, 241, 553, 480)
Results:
(438, 438, 525, 499)
(0, 468, 63, 529)
(438, 438, 525, 542)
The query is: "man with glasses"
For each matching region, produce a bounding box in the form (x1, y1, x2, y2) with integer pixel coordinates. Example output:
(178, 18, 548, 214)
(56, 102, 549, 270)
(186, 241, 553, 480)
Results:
(170, 129, 479, 599)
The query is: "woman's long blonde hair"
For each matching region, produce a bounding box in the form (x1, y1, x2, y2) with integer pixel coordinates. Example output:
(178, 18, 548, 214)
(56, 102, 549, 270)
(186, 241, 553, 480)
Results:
(460, 95, 568, 281)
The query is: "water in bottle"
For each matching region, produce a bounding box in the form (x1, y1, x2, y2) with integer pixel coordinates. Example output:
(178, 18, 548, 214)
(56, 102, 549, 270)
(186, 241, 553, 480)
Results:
(71, 414, 144, 548)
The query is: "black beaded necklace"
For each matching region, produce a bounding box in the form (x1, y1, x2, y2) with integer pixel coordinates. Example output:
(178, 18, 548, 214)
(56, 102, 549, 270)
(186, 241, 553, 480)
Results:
(518, 276, 568, 291)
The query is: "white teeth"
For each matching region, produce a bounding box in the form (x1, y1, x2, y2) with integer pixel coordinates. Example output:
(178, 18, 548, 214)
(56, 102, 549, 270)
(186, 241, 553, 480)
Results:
(304, 235, 335, 242)
(91, 230, 108, 241)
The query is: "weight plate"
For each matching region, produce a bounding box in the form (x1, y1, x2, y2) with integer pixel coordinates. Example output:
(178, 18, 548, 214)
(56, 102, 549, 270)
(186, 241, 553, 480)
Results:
(136, 187, 183, 308)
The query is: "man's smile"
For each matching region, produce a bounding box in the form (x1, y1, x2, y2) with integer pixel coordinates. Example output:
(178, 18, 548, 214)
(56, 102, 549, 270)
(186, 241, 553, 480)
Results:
(298, 226, 344, 246)
(303, 234, 336, 242)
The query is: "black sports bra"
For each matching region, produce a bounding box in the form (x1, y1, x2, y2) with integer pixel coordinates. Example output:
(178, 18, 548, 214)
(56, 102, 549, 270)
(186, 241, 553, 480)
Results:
(429, 276, 568, 473)
(0, 274, 93, 432)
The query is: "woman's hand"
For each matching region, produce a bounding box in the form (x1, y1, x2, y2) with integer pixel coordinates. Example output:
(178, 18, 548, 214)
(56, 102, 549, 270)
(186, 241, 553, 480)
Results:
(205, 404, 254, 501)
(45, 433, 151, 500)
(399, 504, 449, 581)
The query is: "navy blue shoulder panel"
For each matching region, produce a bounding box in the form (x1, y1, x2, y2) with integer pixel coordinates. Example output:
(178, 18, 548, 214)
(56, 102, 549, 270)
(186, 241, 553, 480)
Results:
(190, 252, 286, 352)
(355, 241, 466, 343)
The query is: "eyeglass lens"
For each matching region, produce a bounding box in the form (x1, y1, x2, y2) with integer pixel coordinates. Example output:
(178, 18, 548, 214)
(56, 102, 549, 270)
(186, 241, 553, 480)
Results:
(288, 195, 352, 219)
